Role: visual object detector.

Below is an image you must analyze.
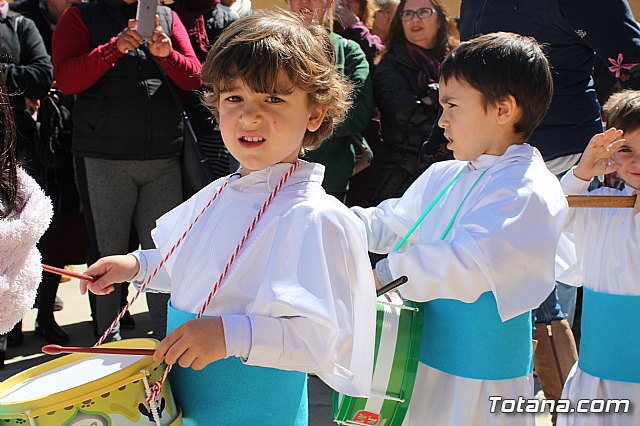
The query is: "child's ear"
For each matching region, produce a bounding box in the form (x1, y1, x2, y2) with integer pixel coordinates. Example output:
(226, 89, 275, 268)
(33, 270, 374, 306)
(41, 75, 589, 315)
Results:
(495, 94, 520, 126)
(307, 104, 329, 132)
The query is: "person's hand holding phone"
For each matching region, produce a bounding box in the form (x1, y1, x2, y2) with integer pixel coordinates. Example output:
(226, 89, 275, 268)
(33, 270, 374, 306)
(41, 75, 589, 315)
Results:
(148, 16, 173, 58)
(116, 19, 143, 54)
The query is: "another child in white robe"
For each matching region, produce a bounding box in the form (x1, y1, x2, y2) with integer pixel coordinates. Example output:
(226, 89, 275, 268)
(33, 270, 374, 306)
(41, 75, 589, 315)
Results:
(558, 90, 640, 426)
(352, 32, 568, 426)
(80, 13, 376, 426)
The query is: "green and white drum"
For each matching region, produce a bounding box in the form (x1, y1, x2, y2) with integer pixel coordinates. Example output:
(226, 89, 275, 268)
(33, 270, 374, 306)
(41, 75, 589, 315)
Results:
(333, 292, 423, 426)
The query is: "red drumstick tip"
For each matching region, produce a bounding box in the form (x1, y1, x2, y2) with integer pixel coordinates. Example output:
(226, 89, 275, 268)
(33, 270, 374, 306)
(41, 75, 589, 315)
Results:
(42, 344, 63, 355)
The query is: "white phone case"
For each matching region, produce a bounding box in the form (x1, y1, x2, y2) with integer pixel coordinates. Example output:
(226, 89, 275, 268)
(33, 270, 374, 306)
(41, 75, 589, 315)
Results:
(136, 0, 157, 41)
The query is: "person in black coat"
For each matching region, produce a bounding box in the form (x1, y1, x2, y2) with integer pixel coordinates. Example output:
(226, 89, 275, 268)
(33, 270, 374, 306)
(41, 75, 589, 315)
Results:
(366, 0, 457, 206)
(0, 6, 53, 346)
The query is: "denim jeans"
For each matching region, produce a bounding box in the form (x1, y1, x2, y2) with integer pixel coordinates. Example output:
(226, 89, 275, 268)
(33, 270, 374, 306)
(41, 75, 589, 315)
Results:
(532, 284, 565, 335)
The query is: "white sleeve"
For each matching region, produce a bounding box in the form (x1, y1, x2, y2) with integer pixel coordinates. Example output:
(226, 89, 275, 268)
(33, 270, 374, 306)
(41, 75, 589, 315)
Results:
(387, 166, 567, 321)
(129, 249, 171, 293)
(243, 206, 376, 397)
(351, 165, 441, 254)
(560, 167, 591, 233)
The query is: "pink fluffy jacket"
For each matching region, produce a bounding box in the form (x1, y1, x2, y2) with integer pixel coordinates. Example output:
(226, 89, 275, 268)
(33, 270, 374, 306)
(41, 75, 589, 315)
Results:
(0, 169, 52, 334)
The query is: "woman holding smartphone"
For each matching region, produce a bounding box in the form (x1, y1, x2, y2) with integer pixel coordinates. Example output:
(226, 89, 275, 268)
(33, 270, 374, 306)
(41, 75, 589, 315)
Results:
(51, 0, 202, 342)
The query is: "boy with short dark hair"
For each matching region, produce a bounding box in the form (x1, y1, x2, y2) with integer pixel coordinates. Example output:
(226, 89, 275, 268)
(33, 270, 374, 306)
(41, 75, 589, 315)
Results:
(352, 32, 568, 425)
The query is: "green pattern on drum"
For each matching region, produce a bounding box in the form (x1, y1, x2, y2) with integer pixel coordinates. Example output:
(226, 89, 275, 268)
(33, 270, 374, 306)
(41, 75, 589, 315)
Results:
(332, 299, 389, 422)
(333, 298, 423, 426)
(377, 300, 421, 423)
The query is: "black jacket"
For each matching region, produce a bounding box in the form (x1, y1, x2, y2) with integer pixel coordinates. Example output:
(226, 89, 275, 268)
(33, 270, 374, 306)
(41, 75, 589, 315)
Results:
(10, 0, 55, 54)
(71, 2, 182, 160)
(0, 12, 52, 111)
(426, 0, 640, 162)
(368, 43, 446, 204)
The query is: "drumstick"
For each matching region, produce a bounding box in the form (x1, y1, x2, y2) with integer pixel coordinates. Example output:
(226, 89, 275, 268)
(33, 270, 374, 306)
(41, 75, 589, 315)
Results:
(377, 275, 408, 297)
(42, 264, 96, 282)
(42, 344, 155, 356)
(567, 195, 636, 208)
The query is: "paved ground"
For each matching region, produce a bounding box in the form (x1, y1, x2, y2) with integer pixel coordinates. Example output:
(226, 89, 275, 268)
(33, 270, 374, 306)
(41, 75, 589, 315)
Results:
(0, 266, 551, 425)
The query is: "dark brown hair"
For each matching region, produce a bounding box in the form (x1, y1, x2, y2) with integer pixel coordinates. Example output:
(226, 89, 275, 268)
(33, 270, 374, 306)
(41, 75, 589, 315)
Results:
(603, 90, 640, 133)
(384, 0, 458, 61)
(440, 32, 553, 140)
(0, 67, 17, 218)
(201, 11, 354, 152)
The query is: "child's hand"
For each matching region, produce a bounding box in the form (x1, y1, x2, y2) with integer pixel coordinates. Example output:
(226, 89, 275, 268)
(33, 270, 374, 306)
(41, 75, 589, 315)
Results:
(573, 128, 625, 181)
(80, 255, 139, 296)
(154, 317, 226, 370)
(372, 269, 383, 291)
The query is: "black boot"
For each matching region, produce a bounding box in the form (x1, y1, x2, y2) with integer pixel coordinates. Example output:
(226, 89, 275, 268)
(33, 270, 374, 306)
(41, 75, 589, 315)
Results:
(35, 318, 70, 345)
(7, 321, 24, 348)
(36, 270, 70, 345)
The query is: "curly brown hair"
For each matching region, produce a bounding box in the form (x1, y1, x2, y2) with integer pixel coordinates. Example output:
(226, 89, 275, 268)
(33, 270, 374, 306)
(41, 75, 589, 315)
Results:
(201, 11, 354, 152)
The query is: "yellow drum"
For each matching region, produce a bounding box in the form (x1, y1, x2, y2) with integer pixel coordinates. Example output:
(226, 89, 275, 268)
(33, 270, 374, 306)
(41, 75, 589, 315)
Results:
(0, 338, 181, 425)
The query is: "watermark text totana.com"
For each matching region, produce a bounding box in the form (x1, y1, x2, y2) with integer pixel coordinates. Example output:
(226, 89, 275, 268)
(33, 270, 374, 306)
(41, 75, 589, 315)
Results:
(489, 396, 631, 414)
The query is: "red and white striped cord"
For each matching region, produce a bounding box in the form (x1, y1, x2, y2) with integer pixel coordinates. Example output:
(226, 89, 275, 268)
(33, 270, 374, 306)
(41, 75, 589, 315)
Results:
(95, 180, 230, 347)
(146, 161, 298, 403)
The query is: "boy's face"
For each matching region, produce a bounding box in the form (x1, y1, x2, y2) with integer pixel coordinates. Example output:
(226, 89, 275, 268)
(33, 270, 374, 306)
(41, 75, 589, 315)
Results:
(438, 77, 514, 161)
(611, 128, 640, 189)
(217, 75, 327, 176)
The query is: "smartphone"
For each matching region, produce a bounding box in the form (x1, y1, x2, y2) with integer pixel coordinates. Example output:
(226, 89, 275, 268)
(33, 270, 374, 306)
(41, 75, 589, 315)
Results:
(136, 0, 157, 41)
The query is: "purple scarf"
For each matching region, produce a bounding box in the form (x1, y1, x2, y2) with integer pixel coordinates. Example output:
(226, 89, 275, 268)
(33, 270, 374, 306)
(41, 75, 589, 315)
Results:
(405, 41, 441, 90)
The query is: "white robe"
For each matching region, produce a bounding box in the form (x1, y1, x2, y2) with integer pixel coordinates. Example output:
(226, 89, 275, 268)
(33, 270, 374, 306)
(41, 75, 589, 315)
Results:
(352, 144, 568, 425)
(135, 161, 376, 397)
(558, 169, 640, 426)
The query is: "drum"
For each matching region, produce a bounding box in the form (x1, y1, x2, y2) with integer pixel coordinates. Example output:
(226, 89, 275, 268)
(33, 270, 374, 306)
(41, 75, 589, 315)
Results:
(333, 292, 423, 426)
(0, 338, 181, 425)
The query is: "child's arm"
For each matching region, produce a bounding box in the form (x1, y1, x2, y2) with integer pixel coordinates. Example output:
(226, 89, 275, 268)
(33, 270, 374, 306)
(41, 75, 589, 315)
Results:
(154, 317, 226, 370)
(80, 255, 140, 295)
(80, 249, 171, 295)
(560, 128, 626, 230)
(571, 128, 624, 182)
(382, 165, 568, 320)
(351, 163, 449, 253)
(149, 206, 376, 396)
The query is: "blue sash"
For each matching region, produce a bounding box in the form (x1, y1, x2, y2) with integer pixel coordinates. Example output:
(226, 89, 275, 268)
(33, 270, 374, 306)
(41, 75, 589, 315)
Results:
(420, 291, 533, 380)
(167, 305, 309, 425)
(578, 288, 640, 383)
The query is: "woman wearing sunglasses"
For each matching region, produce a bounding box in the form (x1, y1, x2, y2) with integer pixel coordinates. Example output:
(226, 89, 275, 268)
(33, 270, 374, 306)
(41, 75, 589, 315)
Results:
(365, 0, 457, 206)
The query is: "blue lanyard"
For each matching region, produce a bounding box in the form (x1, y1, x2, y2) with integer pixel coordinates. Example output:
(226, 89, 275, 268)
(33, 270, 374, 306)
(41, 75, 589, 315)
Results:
(393, 165, 490, 251)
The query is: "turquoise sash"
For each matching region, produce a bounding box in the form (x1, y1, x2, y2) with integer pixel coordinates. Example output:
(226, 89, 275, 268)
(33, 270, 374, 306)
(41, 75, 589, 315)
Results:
(579, 288, 640, 383)
(396, 165, 532, 380)
(167, 305, 309, 425)
(420, 292, 533, 379)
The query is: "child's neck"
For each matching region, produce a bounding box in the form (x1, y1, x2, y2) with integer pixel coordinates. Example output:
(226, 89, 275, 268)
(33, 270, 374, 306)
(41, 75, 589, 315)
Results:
(483, 135, 527, 158)
(240, 161, 297, 177)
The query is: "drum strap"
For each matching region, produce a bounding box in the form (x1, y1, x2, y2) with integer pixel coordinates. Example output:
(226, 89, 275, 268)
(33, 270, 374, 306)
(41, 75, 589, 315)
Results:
(145, 162, 299, 407)
(394, 164, 490, 251)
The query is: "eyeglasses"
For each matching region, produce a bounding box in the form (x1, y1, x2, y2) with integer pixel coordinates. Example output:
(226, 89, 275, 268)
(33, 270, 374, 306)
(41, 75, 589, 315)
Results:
(400, 7, 436, 21)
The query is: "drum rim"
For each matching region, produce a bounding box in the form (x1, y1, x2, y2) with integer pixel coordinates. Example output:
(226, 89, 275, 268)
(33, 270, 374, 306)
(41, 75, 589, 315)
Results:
(334, 298, 424, 424)
(0, 338, 162, 419)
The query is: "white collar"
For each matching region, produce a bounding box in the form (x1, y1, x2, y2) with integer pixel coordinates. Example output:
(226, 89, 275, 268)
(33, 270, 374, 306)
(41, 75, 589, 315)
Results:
(468, 143, 538, 171)
(229, 161, 325, 193)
